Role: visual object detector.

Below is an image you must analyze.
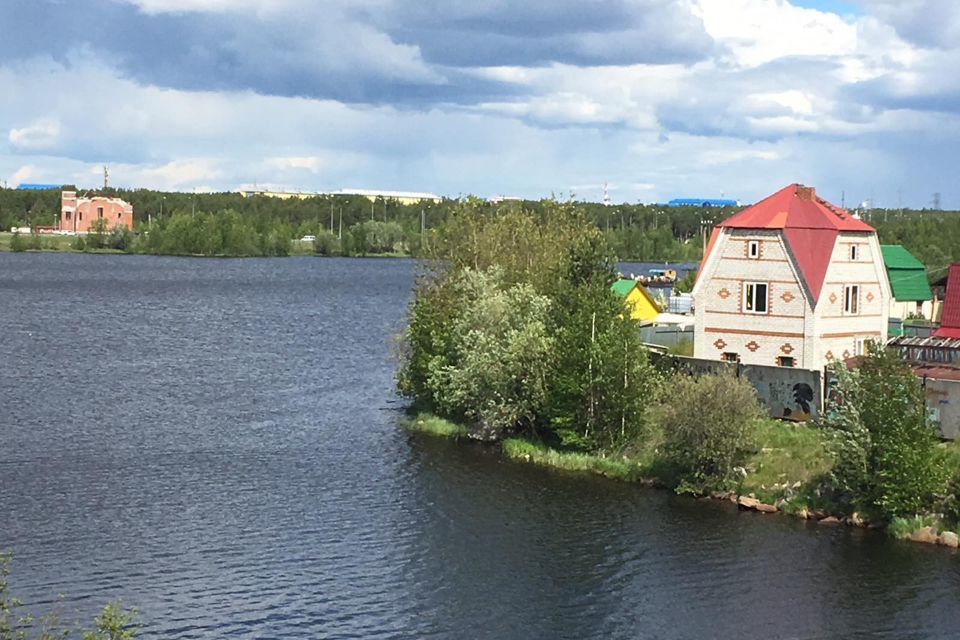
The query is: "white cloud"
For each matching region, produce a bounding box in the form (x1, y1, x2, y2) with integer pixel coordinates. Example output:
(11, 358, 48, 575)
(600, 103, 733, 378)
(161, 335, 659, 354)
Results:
(8, 119, 61, 150)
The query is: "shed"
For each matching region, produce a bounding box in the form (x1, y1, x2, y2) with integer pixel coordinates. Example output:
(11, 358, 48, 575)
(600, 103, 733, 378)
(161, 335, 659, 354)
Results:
(611, 279, 660, 323)
(881, 245, 932, 319)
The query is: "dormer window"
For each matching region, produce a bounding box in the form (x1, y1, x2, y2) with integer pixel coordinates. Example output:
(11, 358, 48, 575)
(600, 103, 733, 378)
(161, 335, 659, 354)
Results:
(850, 245, 858, 260)
(748, 240, 760, 259)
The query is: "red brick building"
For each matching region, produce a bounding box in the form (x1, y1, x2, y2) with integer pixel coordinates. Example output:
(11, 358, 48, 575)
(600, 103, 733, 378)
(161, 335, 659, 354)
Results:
(60, 190, 133, 233)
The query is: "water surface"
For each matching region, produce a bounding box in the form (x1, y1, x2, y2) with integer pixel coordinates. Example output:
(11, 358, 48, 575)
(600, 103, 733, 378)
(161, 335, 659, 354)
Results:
(1, 253, 958, 639)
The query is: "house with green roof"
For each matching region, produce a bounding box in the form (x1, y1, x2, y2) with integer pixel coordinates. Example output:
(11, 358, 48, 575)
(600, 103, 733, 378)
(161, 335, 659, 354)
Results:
(881, 245, 932, 320)
(611, 279, 660, 323)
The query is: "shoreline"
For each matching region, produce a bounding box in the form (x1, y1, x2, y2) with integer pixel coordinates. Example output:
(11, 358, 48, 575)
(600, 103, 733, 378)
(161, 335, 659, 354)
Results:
(403, 413, 960, 551)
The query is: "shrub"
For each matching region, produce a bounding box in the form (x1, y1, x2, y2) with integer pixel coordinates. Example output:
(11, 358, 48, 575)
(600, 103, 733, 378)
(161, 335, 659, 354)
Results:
(822, 344, 947, 521)
(313, 230, 340, 256)
(8, 232, 26, 252)
(656, 374, 765, 494)
(71, 235, 86, 251)
(424, 268, 554, 438)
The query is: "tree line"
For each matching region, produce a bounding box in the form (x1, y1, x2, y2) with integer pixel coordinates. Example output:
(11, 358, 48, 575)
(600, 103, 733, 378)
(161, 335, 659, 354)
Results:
(3, 186, 960, 265)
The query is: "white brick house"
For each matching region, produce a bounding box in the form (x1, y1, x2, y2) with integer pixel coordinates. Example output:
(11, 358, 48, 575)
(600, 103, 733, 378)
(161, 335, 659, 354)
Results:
(692, 184, 890, 371)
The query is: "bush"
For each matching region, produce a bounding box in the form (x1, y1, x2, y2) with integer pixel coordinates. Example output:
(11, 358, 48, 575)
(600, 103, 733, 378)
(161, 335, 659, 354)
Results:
(423, 268, 554, 438)
(8, 232, 25, 252)
(821, 344, 947, 521)
(71, 235, 86, 251)
(313, 230, 340, 256)
(656, 374, 765, 494)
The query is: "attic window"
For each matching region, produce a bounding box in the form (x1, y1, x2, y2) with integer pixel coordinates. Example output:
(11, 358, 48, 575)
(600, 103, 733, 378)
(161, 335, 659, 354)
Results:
(744, 282, 768, 313)
(850, 245, 858, 260)
(748, 240, 760, 259)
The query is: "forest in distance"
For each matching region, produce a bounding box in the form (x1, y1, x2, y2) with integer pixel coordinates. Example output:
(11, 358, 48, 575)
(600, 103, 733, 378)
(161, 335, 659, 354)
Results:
(1, 186, 958, 271)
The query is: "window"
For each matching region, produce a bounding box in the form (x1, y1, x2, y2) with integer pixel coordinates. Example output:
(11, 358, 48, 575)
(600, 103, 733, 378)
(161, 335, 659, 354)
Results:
(65, 212, 71, 220)
(744, 282, 768, 313)
(748, 240, 760, 259)
(97, 207, 104, 219)
(722, 352, 740, 363)
(117, 212, 122, 219)
(777, 356, 795, 367)
(79, 211, 83, 221)
(855, 337, 867, 356)
(844, 285, 859, 314)
(849, 245, 858, 260)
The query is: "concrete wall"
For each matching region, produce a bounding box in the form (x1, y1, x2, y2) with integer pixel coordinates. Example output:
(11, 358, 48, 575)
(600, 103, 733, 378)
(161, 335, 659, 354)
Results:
(922, 378, 960, 441)
(654, 353, 821, 422)
(640, 325, 693, 349)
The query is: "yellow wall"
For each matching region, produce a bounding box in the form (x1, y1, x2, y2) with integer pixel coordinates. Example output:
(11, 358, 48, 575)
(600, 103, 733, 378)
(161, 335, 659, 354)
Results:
(625, 286, 660, 322)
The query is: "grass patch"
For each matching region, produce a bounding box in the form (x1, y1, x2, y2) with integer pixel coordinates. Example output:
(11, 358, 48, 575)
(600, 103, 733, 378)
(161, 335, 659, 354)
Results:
(666, 339, 693, 357)
(404, 413, 467, 438)
(889, 515, 941, 540)
(741, 419, 832, 505)
(502, 438, 649, 482)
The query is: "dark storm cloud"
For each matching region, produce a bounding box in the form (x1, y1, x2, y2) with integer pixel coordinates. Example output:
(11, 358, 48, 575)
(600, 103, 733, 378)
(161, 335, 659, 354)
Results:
(1, 0, 710, 105)
(386, 0, 714, 67)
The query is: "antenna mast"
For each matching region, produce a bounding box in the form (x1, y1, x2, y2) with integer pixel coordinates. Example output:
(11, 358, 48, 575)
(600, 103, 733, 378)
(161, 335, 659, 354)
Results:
(103, 165, 110, 190)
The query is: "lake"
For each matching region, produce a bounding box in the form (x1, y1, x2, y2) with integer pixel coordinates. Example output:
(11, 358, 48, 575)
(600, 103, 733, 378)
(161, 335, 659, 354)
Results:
(2, 253, 959, 639)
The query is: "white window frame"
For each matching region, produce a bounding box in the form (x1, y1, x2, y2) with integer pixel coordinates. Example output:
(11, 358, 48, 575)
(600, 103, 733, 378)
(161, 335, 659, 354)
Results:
(849, 244, 858, 261)
(777, 356, 795, 368)
(854, 337, 867, 356)
(747, 240, 760, 259)
(744, 282, 769, 314)
(844, 285, 859, 315)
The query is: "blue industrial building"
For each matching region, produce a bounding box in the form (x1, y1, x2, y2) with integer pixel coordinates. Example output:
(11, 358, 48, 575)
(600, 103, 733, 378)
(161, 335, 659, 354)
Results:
(665, 198, 740, 208)
(16, 183, 62, 191)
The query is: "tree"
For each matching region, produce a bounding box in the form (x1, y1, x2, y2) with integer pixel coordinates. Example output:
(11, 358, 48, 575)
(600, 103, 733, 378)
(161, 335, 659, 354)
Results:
(822, 344, 947, 520)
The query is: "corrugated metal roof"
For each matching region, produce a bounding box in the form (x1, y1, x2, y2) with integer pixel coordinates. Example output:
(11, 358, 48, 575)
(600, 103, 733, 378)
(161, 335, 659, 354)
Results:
(887, 269, 932, 302)
(881, 244, 925, 270)
(701, 184, 875, 303)
(934, 264, 960, 339)
(611, 279, 638, 298)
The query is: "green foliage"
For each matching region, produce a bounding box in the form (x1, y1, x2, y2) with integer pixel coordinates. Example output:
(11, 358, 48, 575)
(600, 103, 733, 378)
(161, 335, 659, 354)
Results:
(71, 235, 86, 252)
(404, 413, 467, 438)
(347, 220, 404, 255)
(656, 374, 765, 494)
(673, 268, 697, 293)
(545, 234, 661, 451)
(0, 553, 137, 640)
(313, 230, 340, 256)
(86, 219, 109, 250)
(423, 268, 554, 437)
(140, 211, 290, 257)
(821, 345, 947, 521)
(503, 437, 646, 481)
(8, 232, 25, 253)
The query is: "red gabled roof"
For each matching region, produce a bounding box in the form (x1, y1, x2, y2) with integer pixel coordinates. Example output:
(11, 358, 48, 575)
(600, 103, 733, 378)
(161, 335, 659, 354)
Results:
(934, 263, 960, 339)
(702, 184, 875, 303)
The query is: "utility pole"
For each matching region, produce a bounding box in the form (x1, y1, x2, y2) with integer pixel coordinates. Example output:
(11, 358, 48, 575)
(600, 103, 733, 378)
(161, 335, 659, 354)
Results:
(338, 206, 342, 240)
(330, 201, 334, 232)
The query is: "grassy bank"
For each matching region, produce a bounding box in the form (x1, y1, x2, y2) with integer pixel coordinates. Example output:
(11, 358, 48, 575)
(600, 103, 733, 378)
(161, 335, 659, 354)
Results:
(403, 413, 468, 438)
(502, 438, 651, 482)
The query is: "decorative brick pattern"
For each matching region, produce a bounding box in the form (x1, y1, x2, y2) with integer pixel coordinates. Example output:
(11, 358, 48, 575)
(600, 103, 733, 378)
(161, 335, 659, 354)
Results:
(780, 291, 795, 303)
(842, 349, 851, 359)
(829, 292, 838, 304)
(865, 291, 874, 302)
(745, 340, 760, 352)
(718, 287, 731, 299)
(825, 350, 835, 361)
(780, 343, 794, 354)
(713, 338, 727, 350)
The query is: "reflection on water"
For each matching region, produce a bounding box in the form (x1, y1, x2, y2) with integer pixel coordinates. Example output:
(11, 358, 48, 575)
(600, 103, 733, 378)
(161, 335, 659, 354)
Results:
(1, 253, 959, 639)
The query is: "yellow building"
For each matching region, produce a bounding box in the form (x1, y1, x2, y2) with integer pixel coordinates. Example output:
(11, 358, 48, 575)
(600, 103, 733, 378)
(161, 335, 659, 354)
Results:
(611, 279, 661, 323)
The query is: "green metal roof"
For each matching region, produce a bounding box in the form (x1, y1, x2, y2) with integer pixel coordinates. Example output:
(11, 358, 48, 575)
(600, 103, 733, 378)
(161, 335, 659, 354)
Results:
(887, 269, 932, 302)
(881, 245, 931, 301)
(611, 279, 637, 298)
(881, 244, 925, 270)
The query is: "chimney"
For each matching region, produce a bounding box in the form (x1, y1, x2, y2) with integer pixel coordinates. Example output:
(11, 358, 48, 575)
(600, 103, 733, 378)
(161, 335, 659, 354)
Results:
(796, 185, 816, 201)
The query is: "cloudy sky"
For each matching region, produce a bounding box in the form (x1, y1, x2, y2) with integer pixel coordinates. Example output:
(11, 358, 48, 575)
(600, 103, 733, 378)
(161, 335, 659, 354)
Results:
(2, 0, 958, 206)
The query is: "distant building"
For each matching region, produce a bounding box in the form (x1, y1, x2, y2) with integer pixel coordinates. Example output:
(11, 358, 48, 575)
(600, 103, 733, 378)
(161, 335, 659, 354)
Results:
(17, 183, 62, 191)
(238, 188, 442, 205)
(60, 190, 133, 233)
(666, 198, 740, 208)
(611, 279, 660, 324)
(692, 184, 890, 370)
(881, 245, 933, 320)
